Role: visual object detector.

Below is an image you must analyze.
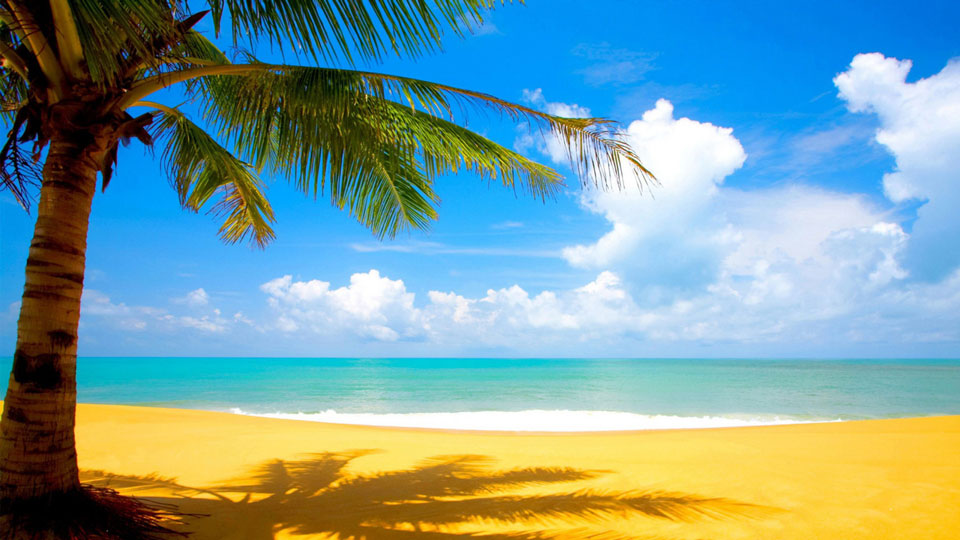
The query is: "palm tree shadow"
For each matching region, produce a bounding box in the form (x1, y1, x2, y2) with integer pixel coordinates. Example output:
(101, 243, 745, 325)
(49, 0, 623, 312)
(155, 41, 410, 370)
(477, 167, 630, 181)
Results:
(82, 451, 776, 540)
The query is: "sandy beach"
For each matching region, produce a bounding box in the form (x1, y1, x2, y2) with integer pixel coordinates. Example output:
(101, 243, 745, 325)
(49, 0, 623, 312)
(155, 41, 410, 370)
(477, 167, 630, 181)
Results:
(26, 403, 955, 539)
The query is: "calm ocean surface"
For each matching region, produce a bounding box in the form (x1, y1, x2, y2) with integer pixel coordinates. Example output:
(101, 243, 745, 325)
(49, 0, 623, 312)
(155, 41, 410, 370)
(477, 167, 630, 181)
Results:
(2, 357, 959, 431)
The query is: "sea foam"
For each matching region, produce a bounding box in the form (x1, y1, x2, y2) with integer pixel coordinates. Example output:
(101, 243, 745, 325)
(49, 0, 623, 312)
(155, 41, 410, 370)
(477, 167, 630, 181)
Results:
(227, 408, 833, 432)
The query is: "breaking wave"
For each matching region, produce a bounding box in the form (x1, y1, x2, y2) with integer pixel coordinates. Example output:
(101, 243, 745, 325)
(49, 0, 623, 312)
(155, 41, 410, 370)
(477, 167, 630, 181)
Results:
(227, 408, 837, 432)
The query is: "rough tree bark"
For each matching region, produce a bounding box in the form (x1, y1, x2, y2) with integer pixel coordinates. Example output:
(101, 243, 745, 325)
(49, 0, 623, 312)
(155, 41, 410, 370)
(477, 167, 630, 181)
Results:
(0, 133, 105, 503)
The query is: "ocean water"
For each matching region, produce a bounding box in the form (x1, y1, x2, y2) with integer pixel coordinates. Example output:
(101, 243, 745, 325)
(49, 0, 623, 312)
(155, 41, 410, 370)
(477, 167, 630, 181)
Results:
(1, 357, 959, 431)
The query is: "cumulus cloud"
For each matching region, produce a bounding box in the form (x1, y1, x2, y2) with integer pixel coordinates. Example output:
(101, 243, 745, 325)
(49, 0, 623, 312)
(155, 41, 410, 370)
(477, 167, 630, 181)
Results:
(562, 98, 747, 298)
(511, 87, 956, 349)
(60, 54, 960, 355)
(254, 261, 959, 353)
(254, 62, 960, 353)
(558, 97, 903, 303)
(835, 53, 960, 280)
(258, 270, 648, 349)
(260, 271, 422, 341)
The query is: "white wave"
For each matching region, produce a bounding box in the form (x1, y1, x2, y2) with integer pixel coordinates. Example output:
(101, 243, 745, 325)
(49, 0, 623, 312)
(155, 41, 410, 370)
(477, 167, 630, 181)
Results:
(227, 408, 835, 432)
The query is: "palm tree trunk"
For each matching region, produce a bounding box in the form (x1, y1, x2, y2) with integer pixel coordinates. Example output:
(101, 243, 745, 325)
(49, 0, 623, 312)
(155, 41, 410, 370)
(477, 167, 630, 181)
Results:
(0, 135, 103, 502)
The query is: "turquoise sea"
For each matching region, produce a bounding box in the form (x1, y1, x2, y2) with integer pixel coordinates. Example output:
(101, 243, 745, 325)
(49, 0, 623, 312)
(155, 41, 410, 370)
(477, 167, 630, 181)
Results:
(2, 357, 959, 431)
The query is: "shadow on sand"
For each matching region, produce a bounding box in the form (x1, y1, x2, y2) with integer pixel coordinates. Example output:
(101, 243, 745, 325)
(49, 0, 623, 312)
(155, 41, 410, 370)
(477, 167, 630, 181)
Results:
(82, 451, 774, 539)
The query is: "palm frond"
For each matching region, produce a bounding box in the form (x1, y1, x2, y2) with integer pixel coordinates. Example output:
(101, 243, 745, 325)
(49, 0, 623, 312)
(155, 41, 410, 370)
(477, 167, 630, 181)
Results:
(377, 99, 563, 198)
(177, 30, 231, 65)
(0, 141, 40, 210)
(49, 0, 84, 79)
(198, 64, 650, 183)
(0, 39, 28, 80)
(148, 104, 276, 247)
(329, 136, 440, 236)
(0, 67, 28, 124)
(0, 103, 41, 210)
(67, 0, 198, 85)
(186, 63, 648, 236)
(207, 0, 501, 65)
(4, 1, 64, 98)
(232, 81, 442, 237)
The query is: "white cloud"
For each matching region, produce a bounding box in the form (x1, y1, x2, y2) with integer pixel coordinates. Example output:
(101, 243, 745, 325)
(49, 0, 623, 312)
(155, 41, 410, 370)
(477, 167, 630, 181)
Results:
(80, 288, 232, 334)
(516, 89, 593, 165)
(178, 315, 227, 333)
(719, 186, 889, 274)
(253, 259, 959, 353)
(81, 290, 152, 331)
(553, 98, 903, 306)
(250, 68, 960, 353)
(835, 53, 960, 280)
(260, 270, 422, 341)
(562, 98, 748, 296)
(53, 54, 960, 356)
(508, 89, 956, 348)
(791, 124, 863, 156)
(177, 288, 209, 307)
(257, 270, 647, 348)
(459, 12, 499, 36)
(471, 20, 499, 36)
(424, 271, 642, 345)
(522, 88, 592, 119)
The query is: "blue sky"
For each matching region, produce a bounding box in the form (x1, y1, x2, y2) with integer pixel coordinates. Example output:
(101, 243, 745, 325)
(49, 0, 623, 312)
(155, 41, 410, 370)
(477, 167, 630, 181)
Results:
(2, 0, 959, 357)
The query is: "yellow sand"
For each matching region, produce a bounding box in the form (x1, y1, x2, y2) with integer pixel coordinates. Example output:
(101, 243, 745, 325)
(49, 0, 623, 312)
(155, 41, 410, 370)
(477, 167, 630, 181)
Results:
(52, 405, 960, 538)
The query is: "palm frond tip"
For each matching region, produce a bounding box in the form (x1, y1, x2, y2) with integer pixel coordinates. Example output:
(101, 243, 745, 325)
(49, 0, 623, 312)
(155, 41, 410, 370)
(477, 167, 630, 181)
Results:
(149, 106, 276, 247)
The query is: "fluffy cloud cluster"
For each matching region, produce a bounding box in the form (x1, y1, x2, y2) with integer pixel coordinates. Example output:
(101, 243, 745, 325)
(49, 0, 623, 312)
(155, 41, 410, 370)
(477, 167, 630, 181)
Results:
(521, 54, 958, 348)
(835, 53, 960, 280)
(71, 53, 960, 355)
(256, 251, 957, 352)
(258, 270, 647, 349)
(261, 271, 421, 341)
(561, 97, 906, 314)
(425, 270, 644, 345)
(563, 99, 747, 298)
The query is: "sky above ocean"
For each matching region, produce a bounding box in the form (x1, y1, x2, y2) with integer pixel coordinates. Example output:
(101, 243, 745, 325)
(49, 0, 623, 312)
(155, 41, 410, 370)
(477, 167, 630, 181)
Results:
(1, 1, 959, 357)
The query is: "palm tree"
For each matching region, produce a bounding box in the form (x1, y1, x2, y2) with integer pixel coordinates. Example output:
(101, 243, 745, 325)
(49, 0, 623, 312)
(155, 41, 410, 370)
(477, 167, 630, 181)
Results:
(0, 0, 650, 536)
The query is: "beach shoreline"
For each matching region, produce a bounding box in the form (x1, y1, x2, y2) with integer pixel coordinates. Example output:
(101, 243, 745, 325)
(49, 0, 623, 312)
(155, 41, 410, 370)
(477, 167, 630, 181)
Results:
(8, 403, 958, 539)
(226, 407, 848, 433)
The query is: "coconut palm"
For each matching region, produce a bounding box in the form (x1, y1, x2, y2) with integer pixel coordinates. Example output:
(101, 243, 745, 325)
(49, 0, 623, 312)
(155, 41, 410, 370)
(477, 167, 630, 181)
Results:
(0, 0, 650, 536)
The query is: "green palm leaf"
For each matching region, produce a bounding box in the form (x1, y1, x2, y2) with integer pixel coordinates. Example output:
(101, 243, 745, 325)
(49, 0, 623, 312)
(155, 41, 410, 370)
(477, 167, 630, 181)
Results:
(208, 0, 501, 65)
(375, 99, 563, 198)
(149, 104, 277, 246)
(1, 1, 652, 242)
(56, 0, 184, 84)
(185, 63, 649, 237)
(0, 67, 26, 122)
(0, 2, 658, 528)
